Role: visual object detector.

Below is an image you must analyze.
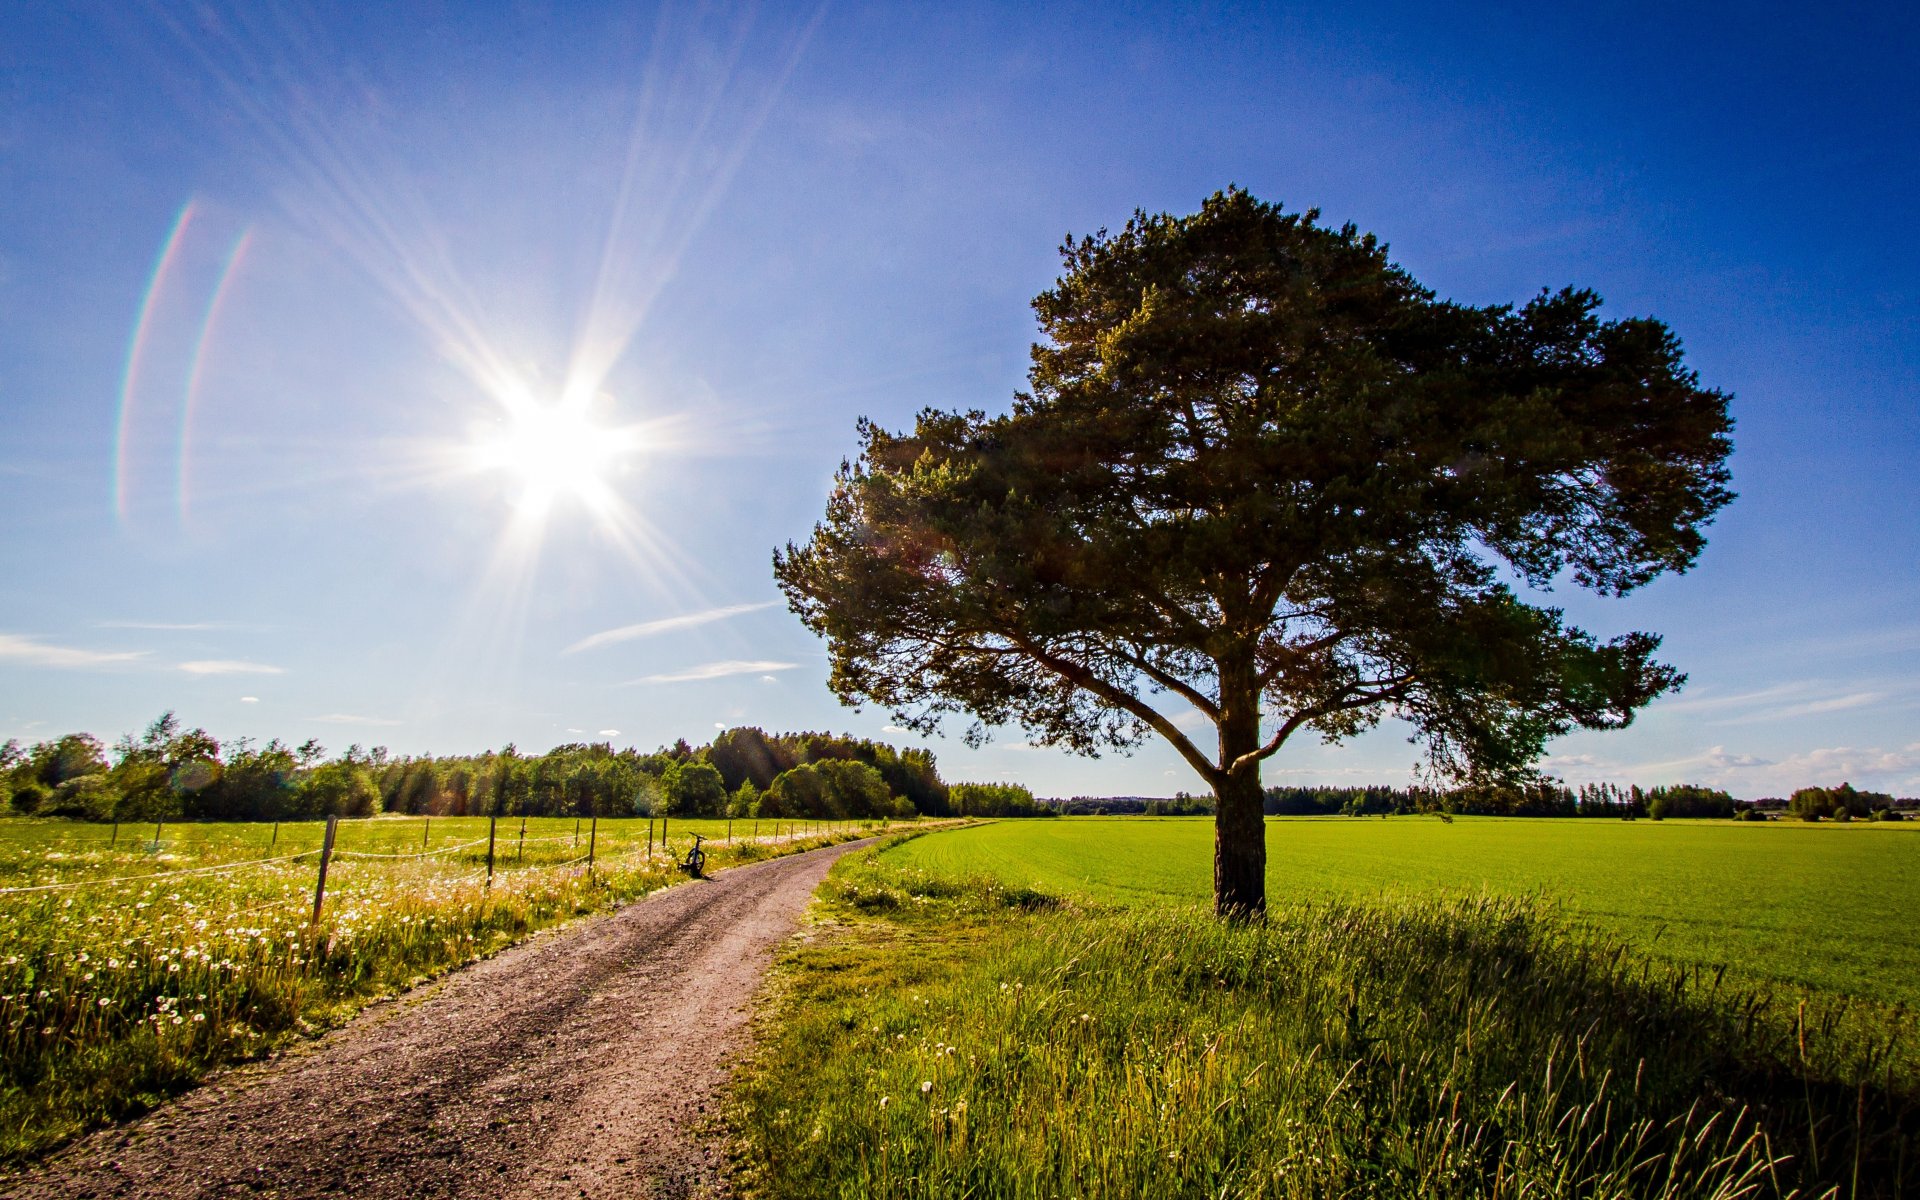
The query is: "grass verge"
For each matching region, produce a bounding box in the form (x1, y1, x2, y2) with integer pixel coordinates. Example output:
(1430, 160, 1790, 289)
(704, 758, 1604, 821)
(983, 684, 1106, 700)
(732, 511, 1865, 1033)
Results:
(730, 841, 1916, 1198)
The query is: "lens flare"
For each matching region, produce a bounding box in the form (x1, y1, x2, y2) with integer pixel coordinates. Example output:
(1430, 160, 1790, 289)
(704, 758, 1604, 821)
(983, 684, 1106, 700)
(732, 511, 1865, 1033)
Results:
(115, 201, 199, 521)
(178, 228, 255, 526)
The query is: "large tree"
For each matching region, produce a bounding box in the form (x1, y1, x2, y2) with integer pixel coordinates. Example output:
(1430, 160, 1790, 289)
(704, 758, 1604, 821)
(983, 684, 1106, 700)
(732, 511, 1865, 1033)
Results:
(774, 189, 1733, 916)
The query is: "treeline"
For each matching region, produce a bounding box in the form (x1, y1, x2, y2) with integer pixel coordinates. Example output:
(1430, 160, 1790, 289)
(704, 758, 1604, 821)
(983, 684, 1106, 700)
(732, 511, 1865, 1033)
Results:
(1260, 781, 1914, 820)
(1048, 793, 1218, 816)
(1044, 782, 1916, 820)
(0, 716, 1050, 823)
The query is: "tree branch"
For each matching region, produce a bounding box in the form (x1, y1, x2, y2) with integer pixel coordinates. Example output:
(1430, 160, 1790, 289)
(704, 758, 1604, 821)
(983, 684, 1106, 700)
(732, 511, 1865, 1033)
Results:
(1011, 634, 1223, 787)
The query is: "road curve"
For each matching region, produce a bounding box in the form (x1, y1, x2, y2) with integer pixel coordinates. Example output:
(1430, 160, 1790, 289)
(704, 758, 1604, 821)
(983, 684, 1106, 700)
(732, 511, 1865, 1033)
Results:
(4, 838, 873, 1200)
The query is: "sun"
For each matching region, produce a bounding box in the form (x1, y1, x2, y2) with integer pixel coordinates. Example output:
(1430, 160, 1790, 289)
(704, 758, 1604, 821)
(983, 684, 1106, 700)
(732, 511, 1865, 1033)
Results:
(470, 402, 638, 515)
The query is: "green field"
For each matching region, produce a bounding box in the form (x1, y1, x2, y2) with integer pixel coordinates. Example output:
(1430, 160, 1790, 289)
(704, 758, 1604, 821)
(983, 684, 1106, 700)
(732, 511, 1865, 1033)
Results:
(0, 813, 885, 1160)
(731, 826, 1919, 1198)
(884, 815, 1920, 1007)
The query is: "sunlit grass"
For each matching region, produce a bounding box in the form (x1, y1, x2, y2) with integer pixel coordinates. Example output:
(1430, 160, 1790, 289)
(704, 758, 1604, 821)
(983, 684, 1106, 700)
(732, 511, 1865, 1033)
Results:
(0, 814, 889, 1160)
(885, 815, 1920, 1008)
(731, 839, 1918, 1199)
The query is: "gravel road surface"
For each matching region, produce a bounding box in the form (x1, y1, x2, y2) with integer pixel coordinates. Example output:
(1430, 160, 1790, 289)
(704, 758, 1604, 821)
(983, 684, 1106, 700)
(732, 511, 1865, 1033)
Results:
(3, 838, 870, 1200)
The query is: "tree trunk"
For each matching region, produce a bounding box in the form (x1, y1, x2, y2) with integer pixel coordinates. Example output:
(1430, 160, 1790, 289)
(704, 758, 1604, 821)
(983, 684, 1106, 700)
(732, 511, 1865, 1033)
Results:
(1213, 767, 1267, 918)
(1213, 661, 1267, 918)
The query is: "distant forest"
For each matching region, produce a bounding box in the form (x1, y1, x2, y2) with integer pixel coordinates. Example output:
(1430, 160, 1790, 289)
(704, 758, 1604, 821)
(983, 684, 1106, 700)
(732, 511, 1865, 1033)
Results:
(0, 716, 1045, 823)
(1058, 781, 1916, 821)
(5, 715, 1909, 825)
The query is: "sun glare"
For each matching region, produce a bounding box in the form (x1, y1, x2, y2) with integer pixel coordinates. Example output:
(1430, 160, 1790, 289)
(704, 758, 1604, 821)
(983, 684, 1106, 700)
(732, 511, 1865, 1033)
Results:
(471, 403, 638, 515)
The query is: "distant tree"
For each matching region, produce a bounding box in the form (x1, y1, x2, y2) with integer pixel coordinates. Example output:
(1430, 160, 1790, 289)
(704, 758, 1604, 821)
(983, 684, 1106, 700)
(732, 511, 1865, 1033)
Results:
(658, 760, 728, 817)
(26, 733, 110, 787)
(1645, 784, 1735, 820)
(777, 190, 1733, 915)
(1789, 786, 1834, 821)
(762, 763, 828, 817)
(295, 760, 380, 818)
(951, 781, 1049, 817)
(729, 779, 761, 818)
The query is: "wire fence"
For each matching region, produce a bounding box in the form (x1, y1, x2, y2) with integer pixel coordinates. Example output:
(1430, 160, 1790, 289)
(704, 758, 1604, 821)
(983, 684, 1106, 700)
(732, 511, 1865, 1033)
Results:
(0, 815, 895, 916)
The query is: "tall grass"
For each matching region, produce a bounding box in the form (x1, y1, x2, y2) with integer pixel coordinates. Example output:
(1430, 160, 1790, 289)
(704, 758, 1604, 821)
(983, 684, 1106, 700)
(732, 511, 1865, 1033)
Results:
(0, 815, 885, 1160)
(731, 849, 1916, 1198)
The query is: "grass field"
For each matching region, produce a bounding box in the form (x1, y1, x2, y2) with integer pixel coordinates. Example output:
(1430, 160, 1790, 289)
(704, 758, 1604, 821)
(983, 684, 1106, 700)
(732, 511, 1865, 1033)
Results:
(0, 812, 888, 1160)
(729, 825, 1919, 1199)
(884, 816, 1920, 1008)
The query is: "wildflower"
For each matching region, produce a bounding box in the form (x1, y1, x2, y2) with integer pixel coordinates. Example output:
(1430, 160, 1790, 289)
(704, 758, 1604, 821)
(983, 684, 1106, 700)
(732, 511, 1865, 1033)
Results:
(879, 1096, 890, 1108)
(920, 1080, 933, 1095)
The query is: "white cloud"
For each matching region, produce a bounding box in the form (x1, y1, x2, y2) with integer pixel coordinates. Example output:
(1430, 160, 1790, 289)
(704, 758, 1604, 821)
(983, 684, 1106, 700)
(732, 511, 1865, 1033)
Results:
(627, 660, 797, 684)
(309, 713, 402, 727)
(240, 696, 260, 704)
(177, 659, 284, 676)
(598, 729, 621, 737)
(0, 633, 147, 669)
(563, 602, 778, 655)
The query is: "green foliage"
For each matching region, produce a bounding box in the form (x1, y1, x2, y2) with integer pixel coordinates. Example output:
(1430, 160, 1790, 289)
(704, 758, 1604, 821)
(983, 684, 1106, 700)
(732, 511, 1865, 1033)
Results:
(763, 760, 902, 819)
(1790, 781, 1893, 820)
(733, 847, 1914, 1198)
(658, 760, 729, 817)
(1645, 784, 1735, 820)
(948, 781, 1050, 817)
(0, 721, 961, 824)
(775, 188, 1733, 914)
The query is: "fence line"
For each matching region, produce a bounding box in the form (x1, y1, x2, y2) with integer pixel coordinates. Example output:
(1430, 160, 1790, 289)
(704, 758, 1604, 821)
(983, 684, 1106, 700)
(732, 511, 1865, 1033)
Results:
(330, 835, 492, 862)
(0, 819, 889, 901)
(0, 850, 317, 896)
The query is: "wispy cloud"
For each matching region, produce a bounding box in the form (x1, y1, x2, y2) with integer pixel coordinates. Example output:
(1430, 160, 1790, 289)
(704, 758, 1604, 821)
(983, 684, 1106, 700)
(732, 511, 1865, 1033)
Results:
(564, 602, 778, 655)
(177, 659, 285, 676)
(0, 633, 147, 669)
(240, 696, 260, 703)
(309, 713, 402, 727)
(1656, 679, 1915, 725)
(626, 659, 797, 684)
(98, 620, 226, 631)
(597, 729, 621, 737)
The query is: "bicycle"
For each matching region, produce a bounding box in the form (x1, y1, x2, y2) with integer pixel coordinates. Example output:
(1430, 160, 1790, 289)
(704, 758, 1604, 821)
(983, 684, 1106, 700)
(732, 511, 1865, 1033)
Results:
(679, 833, 707, 877)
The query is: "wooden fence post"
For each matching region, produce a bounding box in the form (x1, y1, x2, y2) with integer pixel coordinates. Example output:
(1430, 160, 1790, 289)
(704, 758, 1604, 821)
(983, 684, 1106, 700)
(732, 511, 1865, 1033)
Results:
(647, 819, 654, 860)
(587, 816, 597, 877)
(153, 819, 163, 848)
(486, 816, 498, 889)
(110, 820, 118, 845)
(270, 821, 278, 848)
(517, 815, 527, 862)
(574, 817, 580, 847)
(310, 815, 339, 926)
(423, 817, 430, 848)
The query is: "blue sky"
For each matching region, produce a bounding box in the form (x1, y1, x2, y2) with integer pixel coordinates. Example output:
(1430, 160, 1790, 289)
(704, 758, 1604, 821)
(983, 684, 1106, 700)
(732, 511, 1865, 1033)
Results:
(2, 1, 1915, 798)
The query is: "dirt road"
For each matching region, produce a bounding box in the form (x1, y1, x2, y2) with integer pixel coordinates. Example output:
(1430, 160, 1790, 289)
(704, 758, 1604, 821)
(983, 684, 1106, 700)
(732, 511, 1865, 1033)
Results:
(4, 839, 870, 1200)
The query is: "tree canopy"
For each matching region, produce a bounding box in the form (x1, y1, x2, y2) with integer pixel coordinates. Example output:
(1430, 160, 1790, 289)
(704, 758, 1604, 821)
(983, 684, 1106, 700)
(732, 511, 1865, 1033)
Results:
(774, 188, 1734, 916)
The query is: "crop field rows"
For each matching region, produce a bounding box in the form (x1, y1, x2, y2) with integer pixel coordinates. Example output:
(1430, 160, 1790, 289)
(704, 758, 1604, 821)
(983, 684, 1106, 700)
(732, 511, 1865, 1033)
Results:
(0, 814, 893, 1159)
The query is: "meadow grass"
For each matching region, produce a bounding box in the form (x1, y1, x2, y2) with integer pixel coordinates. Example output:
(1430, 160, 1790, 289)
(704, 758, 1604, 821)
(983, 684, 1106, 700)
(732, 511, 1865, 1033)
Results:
(730, 834, 1917, 1199)
(886, 816, 1920, 1009)
(0, 813, 889, 1160)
